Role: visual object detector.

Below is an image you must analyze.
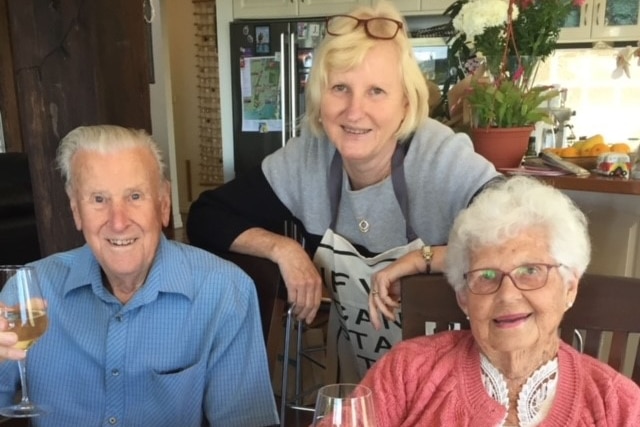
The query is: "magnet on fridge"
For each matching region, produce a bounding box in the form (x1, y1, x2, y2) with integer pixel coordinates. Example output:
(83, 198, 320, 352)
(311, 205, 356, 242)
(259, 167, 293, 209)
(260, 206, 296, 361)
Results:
(255, 26, 270, 54)
(297, 23, 308, 38)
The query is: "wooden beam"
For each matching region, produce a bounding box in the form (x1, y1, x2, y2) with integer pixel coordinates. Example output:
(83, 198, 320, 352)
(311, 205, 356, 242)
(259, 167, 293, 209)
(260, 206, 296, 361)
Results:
(0, 0, 22, 152)
(6, 0, 151, 256)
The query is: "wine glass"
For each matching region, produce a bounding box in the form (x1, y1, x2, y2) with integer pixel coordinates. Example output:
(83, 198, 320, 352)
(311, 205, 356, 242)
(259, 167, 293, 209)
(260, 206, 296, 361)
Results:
(0, 265, 48, 418)
(312, 383, 377, 427)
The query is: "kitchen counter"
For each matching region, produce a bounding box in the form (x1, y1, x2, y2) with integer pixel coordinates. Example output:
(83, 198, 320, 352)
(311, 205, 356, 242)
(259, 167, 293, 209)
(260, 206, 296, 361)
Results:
(539, 174, 640, 195)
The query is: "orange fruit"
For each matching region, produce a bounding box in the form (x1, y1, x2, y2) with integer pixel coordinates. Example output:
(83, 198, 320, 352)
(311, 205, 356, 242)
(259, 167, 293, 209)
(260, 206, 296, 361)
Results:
(589, 143, 610, 156)
(560, 147, 580, 157)
(610, 143, 631, 153)
(543, 147, 562, 155)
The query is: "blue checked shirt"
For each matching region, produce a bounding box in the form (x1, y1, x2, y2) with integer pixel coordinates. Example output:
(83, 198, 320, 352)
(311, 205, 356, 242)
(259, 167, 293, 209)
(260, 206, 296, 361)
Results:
(0, 236, 279, 427)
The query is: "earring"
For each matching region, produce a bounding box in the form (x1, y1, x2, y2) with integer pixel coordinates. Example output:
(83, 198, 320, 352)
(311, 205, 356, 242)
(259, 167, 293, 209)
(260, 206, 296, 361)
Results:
(566, 301, 573, 309)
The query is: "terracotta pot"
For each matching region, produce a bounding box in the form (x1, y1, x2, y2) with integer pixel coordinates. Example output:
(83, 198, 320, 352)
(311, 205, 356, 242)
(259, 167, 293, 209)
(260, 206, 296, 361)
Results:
(471, 126, 533, 169)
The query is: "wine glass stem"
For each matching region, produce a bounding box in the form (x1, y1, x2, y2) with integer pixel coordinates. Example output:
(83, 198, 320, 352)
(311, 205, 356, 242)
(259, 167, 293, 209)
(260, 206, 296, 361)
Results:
(17, 356, 33, 407)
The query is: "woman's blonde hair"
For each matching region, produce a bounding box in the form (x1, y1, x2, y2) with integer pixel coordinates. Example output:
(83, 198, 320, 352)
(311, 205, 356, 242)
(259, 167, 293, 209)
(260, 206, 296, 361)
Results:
(304, 0, 429, 141)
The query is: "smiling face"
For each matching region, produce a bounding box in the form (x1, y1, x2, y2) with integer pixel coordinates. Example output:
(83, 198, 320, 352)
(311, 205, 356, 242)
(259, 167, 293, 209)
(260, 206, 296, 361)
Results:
(456, 228, 578, 358)
(319, 41, 408, 166)
(68, 146, 171, 289)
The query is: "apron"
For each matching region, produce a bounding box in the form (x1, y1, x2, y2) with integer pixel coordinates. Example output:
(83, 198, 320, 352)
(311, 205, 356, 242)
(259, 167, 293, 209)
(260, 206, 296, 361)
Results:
(313, 144, 425, 382)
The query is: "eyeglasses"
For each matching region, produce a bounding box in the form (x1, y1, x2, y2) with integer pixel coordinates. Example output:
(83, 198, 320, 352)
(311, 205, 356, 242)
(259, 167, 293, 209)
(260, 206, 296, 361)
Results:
(326, 15, 403, 40)
(463, 264, 563, 295)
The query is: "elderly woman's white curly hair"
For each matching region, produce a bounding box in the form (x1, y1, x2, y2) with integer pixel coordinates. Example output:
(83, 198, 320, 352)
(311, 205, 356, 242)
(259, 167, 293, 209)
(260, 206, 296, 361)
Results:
(445, 176, 591, 292)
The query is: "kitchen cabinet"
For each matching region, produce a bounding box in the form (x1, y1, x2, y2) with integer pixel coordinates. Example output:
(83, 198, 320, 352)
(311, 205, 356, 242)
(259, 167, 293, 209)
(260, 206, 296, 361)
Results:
(232, 0, 370, 19)
(388, 0, 452, 15)
(559, 0, 640, 43)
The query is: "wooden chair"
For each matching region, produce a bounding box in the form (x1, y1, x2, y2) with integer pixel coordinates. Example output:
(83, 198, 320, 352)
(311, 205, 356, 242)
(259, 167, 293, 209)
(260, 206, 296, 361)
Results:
(219, 249, 333, 427)
(401, 273, 469, 340)
(560, 273, 640, 384)
(401, 273, 640, 385)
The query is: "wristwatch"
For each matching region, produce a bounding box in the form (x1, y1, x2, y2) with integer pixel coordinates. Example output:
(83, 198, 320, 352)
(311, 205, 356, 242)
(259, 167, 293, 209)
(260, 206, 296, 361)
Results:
(421, 245, 433, 274)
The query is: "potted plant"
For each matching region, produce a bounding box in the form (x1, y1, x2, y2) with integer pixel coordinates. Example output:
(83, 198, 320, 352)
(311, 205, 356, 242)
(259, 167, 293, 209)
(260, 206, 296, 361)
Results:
(466, 79, 555, 129)
(465, 78, 558, 168)
(444, 0, 586, 168)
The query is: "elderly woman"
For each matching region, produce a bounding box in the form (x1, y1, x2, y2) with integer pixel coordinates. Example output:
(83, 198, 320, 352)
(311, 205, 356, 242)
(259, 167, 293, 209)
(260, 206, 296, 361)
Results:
(187, 0, 500, 380)
(359, 176, 640, 425)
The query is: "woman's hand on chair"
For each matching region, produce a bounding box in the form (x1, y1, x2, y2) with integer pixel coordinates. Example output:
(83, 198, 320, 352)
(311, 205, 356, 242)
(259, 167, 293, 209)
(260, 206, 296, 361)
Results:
(276, 243, 323, 324)
(369, 250, 423, 330)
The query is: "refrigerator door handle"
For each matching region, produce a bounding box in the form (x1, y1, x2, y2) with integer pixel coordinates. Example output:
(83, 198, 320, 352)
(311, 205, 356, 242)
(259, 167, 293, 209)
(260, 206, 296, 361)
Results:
(280, 32, 287, 148)
(289, 31, 297, 140)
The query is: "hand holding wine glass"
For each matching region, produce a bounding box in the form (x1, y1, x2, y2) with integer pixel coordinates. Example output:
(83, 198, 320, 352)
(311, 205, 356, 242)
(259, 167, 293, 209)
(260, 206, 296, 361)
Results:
(312, 383, 377, 427)
(0, 265, 48, 418)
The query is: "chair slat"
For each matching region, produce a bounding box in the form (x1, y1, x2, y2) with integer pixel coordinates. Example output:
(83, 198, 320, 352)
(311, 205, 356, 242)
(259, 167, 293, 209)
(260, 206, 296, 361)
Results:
(582, 331, 601, 359)
(608, 331, 628, 371)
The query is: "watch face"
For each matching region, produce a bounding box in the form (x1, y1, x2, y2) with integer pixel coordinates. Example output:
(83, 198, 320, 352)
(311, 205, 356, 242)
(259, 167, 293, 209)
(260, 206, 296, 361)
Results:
(422, 246, 433, 274)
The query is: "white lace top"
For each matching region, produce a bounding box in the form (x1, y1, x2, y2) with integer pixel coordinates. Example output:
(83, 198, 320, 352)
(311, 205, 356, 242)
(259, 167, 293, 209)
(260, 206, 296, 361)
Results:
(480, 354, 559, 427)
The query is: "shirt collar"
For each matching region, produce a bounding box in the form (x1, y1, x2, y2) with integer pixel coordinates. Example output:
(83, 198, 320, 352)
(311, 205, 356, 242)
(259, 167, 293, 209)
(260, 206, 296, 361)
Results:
(63, 235, 195, 303)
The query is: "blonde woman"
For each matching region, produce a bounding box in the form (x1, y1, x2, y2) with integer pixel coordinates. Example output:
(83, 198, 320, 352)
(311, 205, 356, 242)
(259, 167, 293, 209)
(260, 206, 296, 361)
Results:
(188, 0, 500, 381)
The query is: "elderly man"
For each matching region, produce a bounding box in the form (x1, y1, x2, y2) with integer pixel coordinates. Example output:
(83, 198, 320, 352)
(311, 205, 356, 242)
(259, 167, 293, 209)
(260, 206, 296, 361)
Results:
(0, 125, 278, 426)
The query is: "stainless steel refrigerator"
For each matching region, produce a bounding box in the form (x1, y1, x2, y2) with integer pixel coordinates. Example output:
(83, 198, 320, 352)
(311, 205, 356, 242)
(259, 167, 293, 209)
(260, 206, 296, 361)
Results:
(229, 19, 326, 176)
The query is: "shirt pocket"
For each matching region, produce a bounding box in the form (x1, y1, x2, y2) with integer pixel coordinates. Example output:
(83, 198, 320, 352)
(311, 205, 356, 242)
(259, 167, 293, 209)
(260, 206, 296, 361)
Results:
(147, 360, 207, 424)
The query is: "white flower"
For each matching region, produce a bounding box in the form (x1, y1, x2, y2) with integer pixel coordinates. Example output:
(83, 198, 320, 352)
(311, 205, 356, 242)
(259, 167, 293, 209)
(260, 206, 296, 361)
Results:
(452, 0, 519, 40)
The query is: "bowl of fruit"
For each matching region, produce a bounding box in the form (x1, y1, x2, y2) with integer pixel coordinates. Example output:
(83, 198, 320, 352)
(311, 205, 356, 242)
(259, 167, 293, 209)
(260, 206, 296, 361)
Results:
(550, 135, 632, 171)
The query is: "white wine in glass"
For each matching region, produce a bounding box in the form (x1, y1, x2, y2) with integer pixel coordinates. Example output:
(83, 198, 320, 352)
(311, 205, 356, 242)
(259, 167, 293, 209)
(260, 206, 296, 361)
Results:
(312, 383, 377, 427)
(0, 265, 48, 418)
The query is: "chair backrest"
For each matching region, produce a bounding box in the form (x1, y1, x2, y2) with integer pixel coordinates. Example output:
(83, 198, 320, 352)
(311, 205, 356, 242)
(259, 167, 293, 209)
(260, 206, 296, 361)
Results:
(401, 274, 468, 339)
(560, 273, 640, 384)
(401, 273, 640, 385)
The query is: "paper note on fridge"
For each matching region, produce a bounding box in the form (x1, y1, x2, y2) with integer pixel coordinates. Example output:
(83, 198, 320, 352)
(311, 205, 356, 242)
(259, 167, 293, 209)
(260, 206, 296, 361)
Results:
(240, 56, 283, 132)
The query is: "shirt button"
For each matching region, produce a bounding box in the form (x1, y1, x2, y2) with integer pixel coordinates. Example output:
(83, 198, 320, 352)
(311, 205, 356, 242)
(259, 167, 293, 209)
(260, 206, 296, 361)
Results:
(108, 417, 117, 425)
(111, 369, 120, 376)
(115, 315, 122, 322)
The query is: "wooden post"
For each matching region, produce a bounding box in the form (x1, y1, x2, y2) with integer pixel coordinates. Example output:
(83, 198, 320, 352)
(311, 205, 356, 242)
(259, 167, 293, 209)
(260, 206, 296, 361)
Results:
(5, 0, 151, 256)
(0, 0, 22, 152)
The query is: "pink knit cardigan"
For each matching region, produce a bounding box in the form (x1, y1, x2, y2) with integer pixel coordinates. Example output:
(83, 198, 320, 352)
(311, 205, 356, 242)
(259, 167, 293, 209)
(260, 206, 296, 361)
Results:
(359, 330, 640, 426)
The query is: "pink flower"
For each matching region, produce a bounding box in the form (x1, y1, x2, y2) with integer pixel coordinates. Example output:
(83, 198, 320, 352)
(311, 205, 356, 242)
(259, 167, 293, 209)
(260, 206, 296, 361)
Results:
(573, 0, 586, 5)
(512, 65, 525, 82)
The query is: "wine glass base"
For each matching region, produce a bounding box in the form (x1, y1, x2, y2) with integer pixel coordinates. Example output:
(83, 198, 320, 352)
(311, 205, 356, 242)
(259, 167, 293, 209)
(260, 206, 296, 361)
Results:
(0, 404, 45, 418)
